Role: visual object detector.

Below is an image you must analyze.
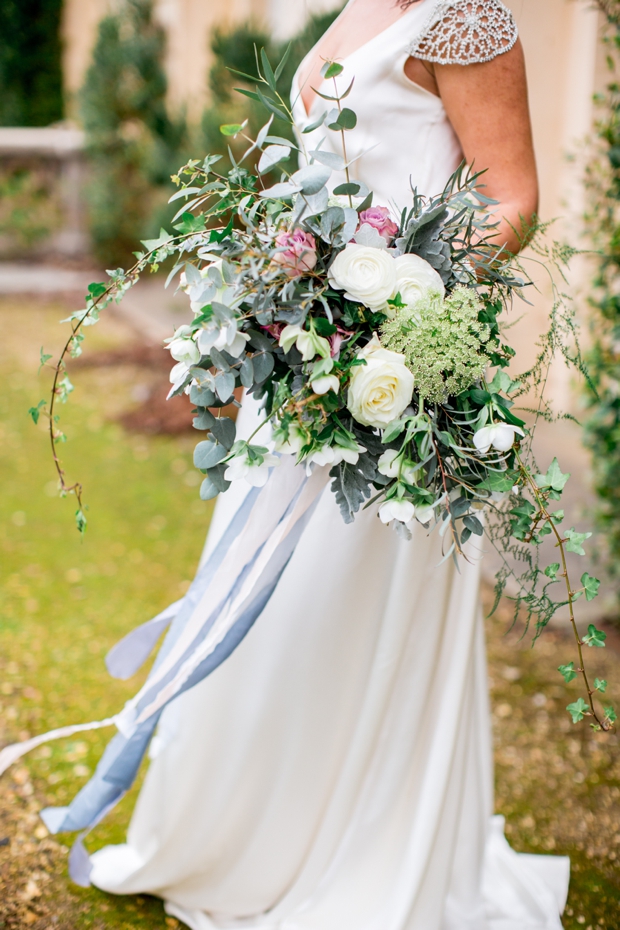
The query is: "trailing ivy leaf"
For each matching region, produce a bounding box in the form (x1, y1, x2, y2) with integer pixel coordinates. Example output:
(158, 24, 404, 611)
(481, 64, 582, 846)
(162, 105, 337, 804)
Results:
(581, 572, 601, 601)
(582, 624, 607, 648)
(594, 677, 607, 693)
(75, 510, 87, 535)
(604, 705, 617, 724)
(39, 348, 52, 371)
(193, 440, 228, 471)
(175, 213, 207, 235)
(564, 528, 592, 555)
(210, 417, 236, 450)
(567, 697, 589, 723)
(28, 400, 46, 425)
(558, 662, 577, 683)
(535, 457, 570, 492)
(544, 563, 561, 580)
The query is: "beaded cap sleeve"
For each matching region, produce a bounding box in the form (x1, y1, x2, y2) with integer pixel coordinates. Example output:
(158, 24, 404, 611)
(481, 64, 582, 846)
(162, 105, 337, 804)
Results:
(407, 0, 518, 65)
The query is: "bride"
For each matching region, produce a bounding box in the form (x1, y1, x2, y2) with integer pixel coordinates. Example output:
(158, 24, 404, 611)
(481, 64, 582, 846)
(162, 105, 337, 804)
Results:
(89, 1, 571, 927)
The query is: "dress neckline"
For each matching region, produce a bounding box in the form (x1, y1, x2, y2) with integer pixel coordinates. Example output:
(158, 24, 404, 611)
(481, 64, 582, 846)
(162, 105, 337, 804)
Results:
(293, 0, 430, 119)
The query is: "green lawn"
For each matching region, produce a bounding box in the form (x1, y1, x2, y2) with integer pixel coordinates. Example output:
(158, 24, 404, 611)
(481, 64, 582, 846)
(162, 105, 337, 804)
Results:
(0, 296, 618, 929)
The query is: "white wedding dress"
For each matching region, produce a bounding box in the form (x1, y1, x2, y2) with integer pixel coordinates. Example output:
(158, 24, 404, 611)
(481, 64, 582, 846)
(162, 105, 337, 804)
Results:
(90, 2, 570, 927)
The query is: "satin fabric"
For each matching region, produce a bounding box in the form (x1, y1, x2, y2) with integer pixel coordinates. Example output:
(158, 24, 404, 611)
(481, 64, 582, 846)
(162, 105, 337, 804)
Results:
(90, 2, 570, 925)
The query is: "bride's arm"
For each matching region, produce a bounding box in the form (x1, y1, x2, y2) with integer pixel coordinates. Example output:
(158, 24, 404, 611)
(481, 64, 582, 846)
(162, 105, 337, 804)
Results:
(407, 41, 538, 255)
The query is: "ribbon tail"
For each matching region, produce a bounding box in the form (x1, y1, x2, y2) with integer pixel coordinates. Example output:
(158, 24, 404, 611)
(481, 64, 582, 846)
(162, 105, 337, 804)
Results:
(3, 458, 330, 872)
(105, 600, 182, 680)
(0, 718, 116, 778)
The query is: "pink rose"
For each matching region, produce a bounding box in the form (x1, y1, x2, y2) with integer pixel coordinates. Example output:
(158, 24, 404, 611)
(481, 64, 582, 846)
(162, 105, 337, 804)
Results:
(273, 229, 317, 277)
(357, 206, 399, 243)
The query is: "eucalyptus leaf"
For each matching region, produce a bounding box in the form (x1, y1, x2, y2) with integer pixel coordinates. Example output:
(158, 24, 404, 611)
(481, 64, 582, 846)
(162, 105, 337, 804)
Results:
(210, 417, 236, 450)
(194, 440, 228, 471)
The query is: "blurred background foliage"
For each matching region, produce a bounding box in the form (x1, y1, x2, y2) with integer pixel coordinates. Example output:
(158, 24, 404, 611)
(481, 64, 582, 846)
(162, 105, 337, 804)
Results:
(80, 0, 340, 267)
(79, 0, 190, 267)
(0, 0, 64, 127)
(585, 0, 620, 598)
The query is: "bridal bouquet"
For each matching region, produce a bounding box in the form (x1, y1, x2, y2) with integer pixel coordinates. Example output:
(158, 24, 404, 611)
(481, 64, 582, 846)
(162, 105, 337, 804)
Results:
(38, 56, 614, 732)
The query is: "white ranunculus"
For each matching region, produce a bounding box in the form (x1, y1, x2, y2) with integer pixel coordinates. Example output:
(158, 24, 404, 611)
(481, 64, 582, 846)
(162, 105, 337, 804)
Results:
(274, 426, 305, 456)
(473, 423, 525, 454)
(414, 503, 435, 525)
(311, 373, 340, 395)
(377, 449, 418, 484)
(213, 323, 250, 358)
(393, 254, 445, 311)
(304, 441, 365, 474)
(347, 335, 415, 428)
(279, 324, 331, 361)
(167, 325, 200, 366)
(328, 243, 397, 311)
(379, 499, 415, 525)
(168, 360, 192, 396)
(224, 451, 280, 487)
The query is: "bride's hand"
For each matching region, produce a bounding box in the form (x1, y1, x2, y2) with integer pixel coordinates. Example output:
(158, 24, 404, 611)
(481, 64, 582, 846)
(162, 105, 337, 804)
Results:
(406, 40, 538, 256)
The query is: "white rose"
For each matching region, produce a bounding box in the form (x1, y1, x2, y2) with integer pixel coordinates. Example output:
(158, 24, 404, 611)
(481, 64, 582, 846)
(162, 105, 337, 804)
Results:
(473, 423, 525, 454)
(393, 254, 445, 311)
(347, 335, 415, 428)
(379, 499, 415, 525)
(311, 374, 340, 395)
(328, 244, 397, 311)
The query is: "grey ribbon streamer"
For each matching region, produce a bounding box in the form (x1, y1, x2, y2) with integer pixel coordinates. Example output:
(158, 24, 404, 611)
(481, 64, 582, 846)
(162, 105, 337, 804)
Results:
(1, 457, 331, 884)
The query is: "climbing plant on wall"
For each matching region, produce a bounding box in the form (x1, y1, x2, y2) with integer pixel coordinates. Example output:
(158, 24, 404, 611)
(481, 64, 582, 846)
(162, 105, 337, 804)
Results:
(584, 0, 620, 595)
(0, 0, 64, 127)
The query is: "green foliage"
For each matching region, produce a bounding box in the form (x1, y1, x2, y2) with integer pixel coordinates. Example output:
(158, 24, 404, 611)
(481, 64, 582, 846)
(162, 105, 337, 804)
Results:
(201, 7, 343, 173)
(79, 0, 189, 267)
(0, 0, 63, 126)
(584, 1, 620, 601)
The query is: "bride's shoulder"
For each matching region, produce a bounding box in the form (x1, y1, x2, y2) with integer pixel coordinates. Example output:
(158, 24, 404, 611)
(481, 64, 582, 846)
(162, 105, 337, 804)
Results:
(407, 0, 518, 66)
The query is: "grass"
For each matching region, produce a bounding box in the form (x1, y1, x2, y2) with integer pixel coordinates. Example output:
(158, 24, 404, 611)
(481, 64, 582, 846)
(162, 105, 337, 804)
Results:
(0, 296, 619, 928)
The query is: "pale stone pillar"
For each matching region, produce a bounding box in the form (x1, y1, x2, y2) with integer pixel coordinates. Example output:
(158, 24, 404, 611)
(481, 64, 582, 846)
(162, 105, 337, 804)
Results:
(267, 0, 342, 41)
(154, 0, 270, 121)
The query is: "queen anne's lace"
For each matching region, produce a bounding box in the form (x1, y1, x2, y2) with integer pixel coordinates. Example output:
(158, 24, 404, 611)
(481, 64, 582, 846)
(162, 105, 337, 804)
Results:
(407, 0, 518, 65)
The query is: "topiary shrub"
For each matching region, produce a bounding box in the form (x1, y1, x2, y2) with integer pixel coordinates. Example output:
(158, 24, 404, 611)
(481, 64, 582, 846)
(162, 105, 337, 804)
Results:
(79, 0, 189, 267)
(0, 0, 63, 127)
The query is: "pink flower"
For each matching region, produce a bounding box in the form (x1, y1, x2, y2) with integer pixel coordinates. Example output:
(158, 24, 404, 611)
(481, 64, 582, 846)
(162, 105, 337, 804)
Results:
(273, 229, 317, 277)
(357, 206, 399, 243)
